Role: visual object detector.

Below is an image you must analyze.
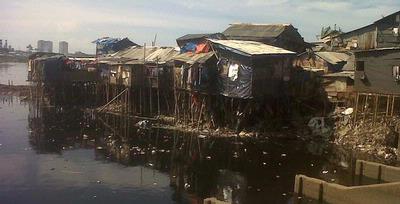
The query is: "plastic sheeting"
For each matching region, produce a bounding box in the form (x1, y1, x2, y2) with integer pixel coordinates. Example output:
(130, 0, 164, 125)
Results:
(218, 58, 253, 98)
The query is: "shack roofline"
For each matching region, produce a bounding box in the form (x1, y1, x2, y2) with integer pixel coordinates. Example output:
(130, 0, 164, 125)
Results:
(229, 23, 291, 26)
(353, 47, 400, 53)
(339, 10, 400, 37)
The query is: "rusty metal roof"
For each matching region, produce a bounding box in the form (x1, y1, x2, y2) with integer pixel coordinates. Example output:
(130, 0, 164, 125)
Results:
(223, 23, 291, 40)
(173, 52, 215, 64)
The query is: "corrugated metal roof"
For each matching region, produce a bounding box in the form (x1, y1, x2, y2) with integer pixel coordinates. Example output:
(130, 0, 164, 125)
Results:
(100, 46, 179, 65)
(223, 24, 290, 40)
(145, 47, 179, 63)
(315, 52, 349, 65)
(208, 39, 295, 56)
(173, 52, 215, 64)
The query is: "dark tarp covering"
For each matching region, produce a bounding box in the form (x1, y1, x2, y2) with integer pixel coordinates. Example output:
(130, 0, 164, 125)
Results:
(217, 58, 253, 98)
(42, 56, 65, 82)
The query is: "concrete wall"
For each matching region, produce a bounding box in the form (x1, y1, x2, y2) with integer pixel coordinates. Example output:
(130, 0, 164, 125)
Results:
(294, 160, 400, 204)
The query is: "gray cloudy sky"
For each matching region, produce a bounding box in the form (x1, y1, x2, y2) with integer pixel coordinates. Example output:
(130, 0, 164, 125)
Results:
(0, 0, 399, 53)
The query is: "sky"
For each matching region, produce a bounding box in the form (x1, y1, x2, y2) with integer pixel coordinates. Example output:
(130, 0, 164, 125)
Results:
(0, 0, 399, 54)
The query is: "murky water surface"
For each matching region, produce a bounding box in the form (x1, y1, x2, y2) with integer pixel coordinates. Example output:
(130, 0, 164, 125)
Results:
(0, 62, 28, 85)
(0, 63, 398, 204)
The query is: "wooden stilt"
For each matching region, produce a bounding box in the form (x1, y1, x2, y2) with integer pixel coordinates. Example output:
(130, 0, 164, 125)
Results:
(386, 95, 390, 117)
(391, 96, 395, 116)
(354, 92, 359, 123)
(363, 94, 368, 121)
(373, 95, 378, 124)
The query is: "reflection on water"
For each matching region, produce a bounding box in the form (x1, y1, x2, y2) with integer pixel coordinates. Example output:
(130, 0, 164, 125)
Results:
(0, 95, 395, 204)
(0, 63, 28, 85)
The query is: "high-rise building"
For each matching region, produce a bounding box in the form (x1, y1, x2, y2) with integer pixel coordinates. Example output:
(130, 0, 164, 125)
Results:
(59, 41, 68, 55)
(37, 40, 53, 53)
(0, 39, 2, 48)
(4, 40, 8, 49)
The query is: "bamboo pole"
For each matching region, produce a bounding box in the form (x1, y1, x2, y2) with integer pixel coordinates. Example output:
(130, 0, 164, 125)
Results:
(97, 88, 128, 112)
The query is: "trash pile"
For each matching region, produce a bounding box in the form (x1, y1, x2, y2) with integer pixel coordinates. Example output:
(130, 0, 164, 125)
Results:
(333, 111, 399, 161)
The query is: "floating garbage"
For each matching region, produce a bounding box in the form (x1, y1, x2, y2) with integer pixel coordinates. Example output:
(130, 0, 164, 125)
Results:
(184, 183, 190, 189)
(136, 120, 151, 129)
(198, 135, 207, 139)
(206, 156, 212, 160)
(83, 134, 88, 139)
(322, 170, 329, 174)
(96, 146, 104, 150)
(281, 153, 287, 157)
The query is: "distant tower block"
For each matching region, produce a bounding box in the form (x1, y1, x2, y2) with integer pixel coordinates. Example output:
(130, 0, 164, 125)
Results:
(0, 39, 2, 48)
(37, 40, 53, 53)
(4, 40, 8, 49)
(59, 41, 68, 55)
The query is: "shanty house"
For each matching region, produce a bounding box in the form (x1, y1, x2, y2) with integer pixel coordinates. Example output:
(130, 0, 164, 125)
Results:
(335, 10, 400, 50)
(354, 48, 400, 95)
(173, 52, 217, 92)
(209, 39, 295, 99)
(222, 23, 308, 53)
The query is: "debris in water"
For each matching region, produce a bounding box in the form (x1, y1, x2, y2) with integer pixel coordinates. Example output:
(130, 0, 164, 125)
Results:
(322, 170, 329, 174)
(281, 153, 287, 157)
(262, 151, 268, 155)
(184, 183, 190, 189)
(83, 134, 88, 139)
(262, 162, 267, 166)
(206, 156, 212, 160)
(96, 146, 104, 150)
(96, 180, 101, 184)
(198, 135, 206, 139)
(275, 175, 280, 179)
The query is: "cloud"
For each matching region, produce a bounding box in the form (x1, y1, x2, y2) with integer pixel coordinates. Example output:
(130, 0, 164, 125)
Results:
(0, 0, 399, 53)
